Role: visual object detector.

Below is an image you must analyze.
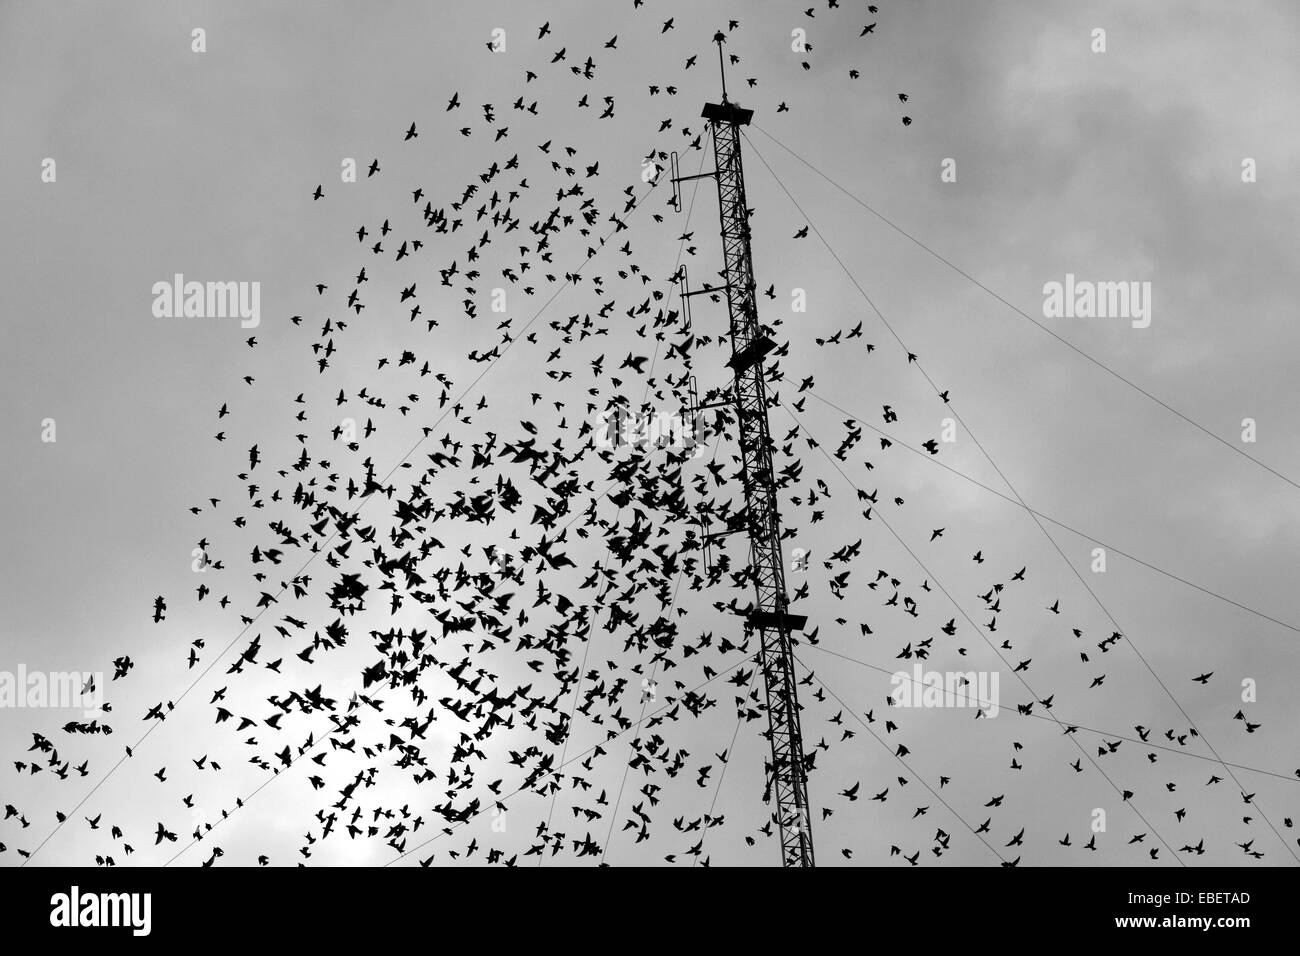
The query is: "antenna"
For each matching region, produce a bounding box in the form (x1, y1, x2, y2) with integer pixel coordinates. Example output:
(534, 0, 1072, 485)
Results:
(671, 37, 816, 869)
(714, 31, 728, 103)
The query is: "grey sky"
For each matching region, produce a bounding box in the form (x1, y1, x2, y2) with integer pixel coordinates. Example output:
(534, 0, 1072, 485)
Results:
(2, 0, 1298, 867)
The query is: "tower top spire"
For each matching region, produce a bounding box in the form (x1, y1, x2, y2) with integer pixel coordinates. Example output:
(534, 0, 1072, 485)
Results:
(713, 31, 728, 102)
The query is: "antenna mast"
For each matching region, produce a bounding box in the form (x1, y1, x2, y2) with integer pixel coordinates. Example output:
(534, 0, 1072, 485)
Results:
(672, 31, 815, 868)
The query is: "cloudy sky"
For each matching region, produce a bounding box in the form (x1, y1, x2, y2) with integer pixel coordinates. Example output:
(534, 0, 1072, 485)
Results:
(2, 0, 1299, 868)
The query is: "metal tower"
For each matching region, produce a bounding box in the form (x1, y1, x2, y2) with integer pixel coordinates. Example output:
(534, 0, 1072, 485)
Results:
(672, 33, 815, 868)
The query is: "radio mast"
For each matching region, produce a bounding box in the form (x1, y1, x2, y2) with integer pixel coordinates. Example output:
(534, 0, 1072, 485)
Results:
(672, 31, 815, 868)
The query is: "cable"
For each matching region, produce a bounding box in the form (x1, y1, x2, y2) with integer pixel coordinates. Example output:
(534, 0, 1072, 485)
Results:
(691, 666, 758, 867)
(781, 405, 1188, 865)
(541, 150, 710, 862)
(785, 378, 1300, 638)
(747, 136, 1297, 862)
(803, 643, 1300, 785)
(384, 650, 758, 866)
(21, 179, 660, 867)
(794, 656, 1008, 865)
(750, 123, 1300, 493)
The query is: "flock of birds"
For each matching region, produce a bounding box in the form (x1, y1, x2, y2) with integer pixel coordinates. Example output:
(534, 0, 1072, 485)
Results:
(4, 1, 1292, 868)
